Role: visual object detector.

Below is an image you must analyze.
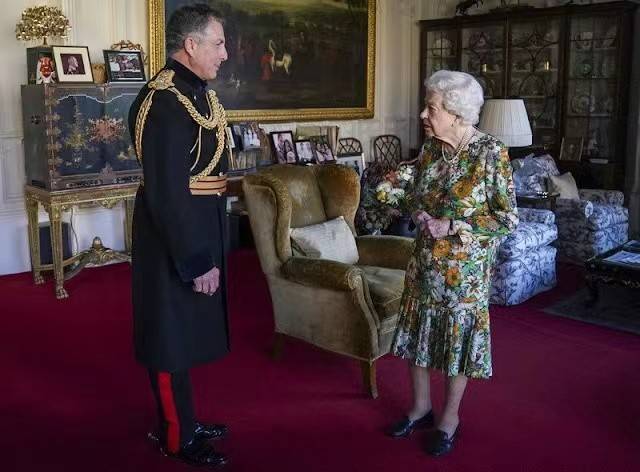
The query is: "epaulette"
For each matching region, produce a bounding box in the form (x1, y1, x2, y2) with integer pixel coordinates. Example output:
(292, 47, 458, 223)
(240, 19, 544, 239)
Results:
(148, 69, 175, 90)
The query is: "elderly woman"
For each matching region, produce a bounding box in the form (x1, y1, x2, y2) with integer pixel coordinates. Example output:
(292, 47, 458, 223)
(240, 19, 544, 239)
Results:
(386, 70, 518, 456)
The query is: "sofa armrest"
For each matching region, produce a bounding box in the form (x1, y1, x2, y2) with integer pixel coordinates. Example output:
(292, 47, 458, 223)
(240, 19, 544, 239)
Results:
(282, 257, 364, 291)
(356, 235, 414, 270)
(578, 189, 625, 206)
(517, 207, 555, 225)
(555, 198, 594, 219)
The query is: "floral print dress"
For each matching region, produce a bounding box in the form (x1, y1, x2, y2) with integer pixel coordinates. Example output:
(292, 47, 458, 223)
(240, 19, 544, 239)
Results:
(391, 131, 518, 379)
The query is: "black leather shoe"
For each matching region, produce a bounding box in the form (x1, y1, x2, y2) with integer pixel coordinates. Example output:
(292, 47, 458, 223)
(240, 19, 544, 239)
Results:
(426, 426, 460, 456)
(386, 410, 434, 438)
(163, 438, 228, 467)
(194, 422, 228, 441)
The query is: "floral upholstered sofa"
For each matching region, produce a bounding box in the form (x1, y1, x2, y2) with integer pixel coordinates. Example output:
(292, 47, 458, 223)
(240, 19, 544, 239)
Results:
(511, 154, 629, 262)
(490, 207, 558, 305)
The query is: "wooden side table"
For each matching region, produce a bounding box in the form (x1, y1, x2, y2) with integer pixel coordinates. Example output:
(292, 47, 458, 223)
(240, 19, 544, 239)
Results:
(24, 184, 139, 299)
(516, 193, 559, 211)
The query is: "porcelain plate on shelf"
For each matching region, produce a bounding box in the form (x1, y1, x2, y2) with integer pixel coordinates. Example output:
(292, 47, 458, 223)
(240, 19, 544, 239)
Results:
(571, 94, 594, 114)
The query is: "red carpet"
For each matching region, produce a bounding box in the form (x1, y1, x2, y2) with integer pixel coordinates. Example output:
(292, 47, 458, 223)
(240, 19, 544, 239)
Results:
(3, 251, 640, 471)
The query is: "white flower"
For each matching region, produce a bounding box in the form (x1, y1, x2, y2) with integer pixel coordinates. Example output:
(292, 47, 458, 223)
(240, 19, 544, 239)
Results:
(387, 188, 405, 206)
(397, 166, 415, 183)
(376, 182, 392, 193)
(389, 188, 405, 198)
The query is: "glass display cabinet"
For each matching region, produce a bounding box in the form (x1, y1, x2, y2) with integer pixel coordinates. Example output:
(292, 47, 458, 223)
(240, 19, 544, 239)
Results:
(419, 1, 636, 189)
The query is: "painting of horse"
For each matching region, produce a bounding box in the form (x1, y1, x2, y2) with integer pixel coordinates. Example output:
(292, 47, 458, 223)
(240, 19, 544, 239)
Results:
(152, 0, 375, 121)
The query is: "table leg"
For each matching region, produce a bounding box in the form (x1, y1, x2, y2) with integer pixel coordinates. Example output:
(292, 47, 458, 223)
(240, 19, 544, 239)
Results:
(124, 197, 135, 254)
(25, 195, 44, 285)
(48, 205, 68, 299)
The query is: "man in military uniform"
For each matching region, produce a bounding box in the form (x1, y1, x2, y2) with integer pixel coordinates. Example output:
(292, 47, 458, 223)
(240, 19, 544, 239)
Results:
(128, 4, 230, 467)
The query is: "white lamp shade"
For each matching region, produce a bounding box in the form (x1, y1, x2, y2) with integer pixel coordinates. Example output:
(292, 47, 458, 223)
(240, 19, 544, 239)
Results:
(478, 99, 533, 147)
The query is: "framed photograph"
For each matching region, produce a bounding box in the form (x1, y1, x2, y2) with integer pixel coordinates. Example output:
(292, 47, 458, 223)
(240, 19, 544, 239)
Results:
(148, 0, 376, 121)
(225, 126, 235, 149)
(270, 131, 297, 164)
(103, 50, 146, 82)
(313, 141, 335, 163)
(559, 136, 584, 162)
(52, 46, 93, 83)
(337, 154, 366, 176)
(294, 140, 314, 164)
(26, 47, 57, 84)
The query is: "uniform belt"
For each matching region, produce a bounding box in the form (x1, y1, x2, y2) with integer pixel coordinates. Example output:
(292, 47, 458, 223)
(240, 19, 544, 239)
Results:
(189, 175, 227, 196)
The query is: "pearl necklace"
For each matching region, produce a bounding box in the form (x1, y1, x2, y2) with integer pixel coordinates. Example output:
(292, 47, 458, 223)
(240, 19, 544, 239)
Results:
(441, 127, 475, 164)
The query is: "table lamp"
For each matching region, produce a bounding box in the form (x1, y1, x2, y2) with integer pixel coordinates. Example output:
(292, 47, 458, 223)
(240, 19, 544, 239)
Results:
(478, 99, 533, 148)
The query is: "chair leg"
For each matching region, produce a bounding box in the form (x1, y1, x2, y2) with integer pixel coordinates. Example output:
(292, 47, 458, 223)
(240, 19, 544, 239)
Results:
(361, 361, 378, 399)
(271, 332, 285, 360)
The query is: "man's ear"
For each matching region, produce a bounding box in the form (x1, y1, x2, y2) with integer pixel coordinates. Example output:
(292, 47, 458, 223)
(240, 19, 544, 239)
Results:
(184, 36, 197, 57)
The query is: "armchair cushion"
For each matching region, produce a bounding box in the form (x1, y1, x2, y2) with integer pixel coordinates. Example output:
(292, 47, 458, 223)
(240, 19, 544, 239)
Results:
(290, 216, 359, 264)
(548, 172, 580, 200)
(556, 204, 628, 237)
(491, 245, 557, 306)
(356, 235, 414, 270)
(360, 266, 405, 326)
(555, 223, 629, 261)
(556, 198, 594, 219)
(497, 221, 558, 260)
(512, 154, 559, 194)
(586, 205, 629, 230)
(282, 256, 363, 291)
(579, 189, 625, 206)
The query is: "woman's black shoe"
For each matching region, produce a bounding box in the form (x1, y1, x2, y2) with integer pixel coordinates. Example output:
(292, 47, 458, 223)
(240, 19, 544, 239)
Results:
(386, 410, 434, 438)
(426, 425, 459, 456)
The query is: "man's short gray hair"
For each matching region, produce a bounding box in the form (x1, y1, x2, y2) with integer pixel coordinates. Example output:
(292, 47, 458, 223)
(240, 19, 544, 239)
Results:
(425, 70, 484, 125)
(166, 4, 224, 56)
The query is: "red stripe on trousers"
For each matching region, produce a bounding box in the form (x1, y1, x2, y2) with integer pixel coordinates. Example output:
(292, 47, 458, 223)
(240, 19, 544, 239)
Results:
(158, 372, 180, 454)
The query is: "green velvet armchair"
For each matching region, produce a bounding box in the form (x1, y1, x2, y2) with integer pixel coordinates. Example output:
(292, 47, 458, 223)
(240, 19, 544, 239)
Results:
(242, 164, 413, 398)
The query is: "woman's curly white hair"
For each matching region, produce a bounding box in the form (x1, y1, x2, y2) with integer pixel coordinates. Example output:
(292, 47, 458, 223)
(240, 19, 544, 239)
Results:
(425, 70, 484, 125)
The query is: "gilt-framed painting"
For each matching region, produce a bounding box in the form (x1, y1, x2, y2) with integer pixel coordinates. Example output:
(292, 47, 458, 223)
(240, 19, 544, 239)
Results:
(148, 0, 375, 122)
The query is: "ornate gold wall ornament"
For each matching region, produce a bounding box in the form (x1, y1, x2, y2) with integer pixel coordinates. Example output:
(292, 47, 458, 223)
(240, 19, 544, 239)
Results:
(110, 40, 148, 66)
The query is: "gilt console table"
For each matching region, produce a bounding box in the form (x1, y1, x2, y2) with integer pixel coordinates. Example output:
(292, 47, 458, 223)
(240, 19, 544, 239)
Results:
(24, 183, 138, 299)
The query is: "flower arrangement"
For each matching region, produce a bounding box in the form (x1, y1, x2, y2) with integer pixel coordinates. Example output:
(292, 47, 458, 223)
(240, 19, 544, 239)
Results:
(375, 164, 415, 216)
(356, 163, 416, 234)
(15, 6, 71, 45)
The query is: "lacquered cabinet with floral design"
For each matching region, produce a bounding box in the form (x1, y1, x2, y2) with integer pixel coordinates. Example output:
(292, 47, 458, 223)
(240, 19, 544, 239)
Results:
(419, 1, 636, 189)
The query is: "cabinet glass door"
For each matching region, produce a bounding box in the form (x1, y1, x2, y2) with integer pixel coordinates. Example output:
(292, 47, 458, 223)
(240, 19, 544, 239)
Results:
(565, 15, 619, 163)
(461, 24, 504, 98)
(424, 29, 458, 79)
(509, 18, 561, 148)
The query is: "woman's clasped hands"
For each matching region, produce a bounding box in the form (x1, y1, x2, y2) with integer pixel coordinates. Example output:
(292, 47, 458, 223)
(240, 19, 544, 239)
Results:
(412, 210, 451, 239)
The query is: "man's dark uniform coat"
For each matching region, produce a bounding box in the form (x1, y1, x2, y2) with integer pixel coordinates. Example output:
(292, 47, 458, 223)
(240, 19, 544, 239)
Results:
(128, 59, 229, 372)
